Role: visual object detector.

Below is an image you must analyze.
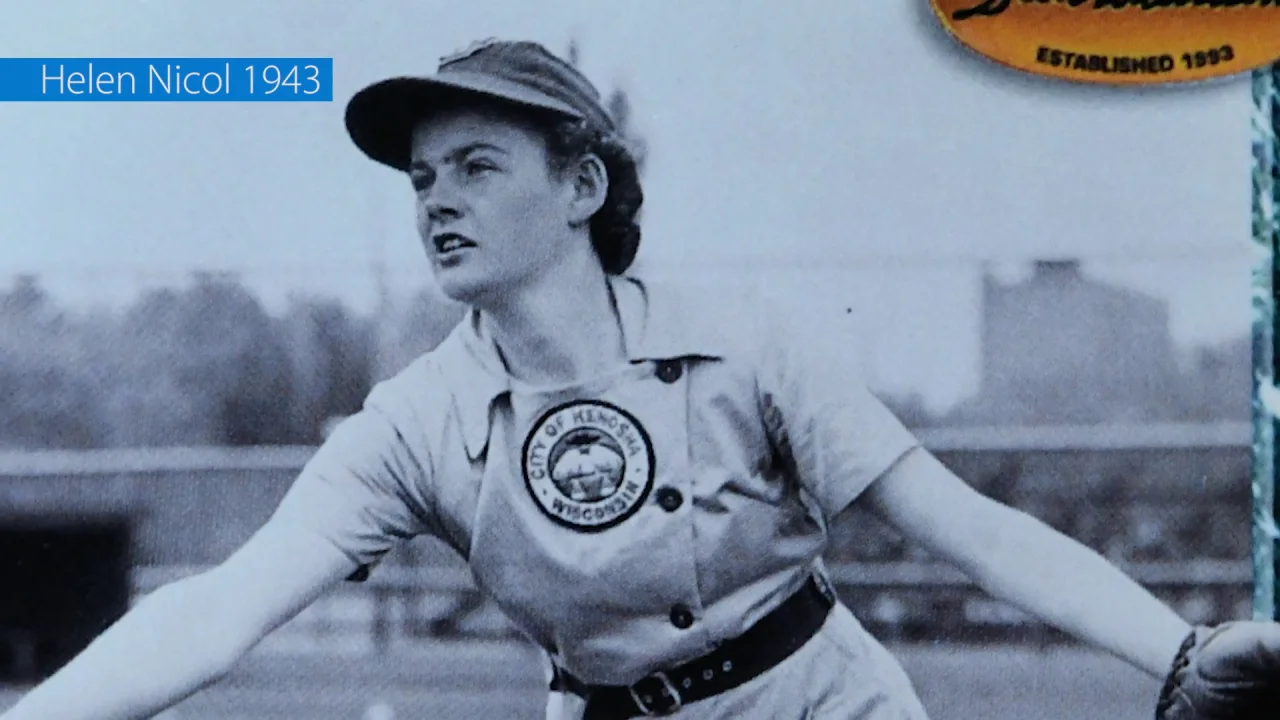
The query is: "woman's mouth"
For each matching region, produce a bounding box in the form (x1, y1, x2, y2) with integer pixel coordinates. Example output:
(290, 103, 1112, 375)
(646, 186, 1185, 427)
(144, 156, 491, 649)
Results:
(432, 232, 477, 256)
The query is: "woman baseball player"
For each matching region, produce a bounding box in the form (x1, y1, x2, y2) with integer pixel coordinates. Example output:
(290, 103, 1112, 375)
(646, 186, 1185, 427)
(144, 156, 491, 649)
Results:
(5, 39, 1280, 720)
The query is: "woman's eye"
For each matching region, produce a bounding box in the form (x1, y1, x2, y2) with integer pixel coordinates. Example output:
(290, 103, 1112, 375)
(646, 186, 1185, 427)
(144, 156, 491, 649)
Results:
(465, 160, 496, 175)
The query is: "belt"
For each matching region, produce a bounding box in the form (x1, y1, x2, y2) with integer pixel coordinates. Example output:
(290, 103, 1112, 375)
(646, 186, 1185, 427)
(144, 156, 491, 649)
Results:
(551, 574, 837, 718)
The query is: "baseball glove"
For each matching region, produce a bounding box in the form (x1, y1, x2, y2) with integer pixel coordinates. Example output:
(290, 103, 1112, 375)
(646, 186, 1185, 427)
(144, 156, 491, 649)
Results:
(1155, 620, 1280, 719)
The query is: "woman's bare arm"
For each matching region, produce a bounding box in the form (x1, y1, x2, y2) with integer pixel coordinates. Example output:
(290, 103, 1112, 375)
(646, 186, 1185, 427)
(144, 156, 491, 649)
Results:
(858, 446, 1191, 679)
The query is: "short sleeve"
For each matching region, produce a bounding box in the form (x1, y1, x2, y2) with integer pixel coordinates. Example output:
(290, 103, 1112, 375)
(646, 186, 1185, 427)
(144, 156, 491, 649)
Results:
(755, 299, 921, 521)
(268, 398, 437, 581)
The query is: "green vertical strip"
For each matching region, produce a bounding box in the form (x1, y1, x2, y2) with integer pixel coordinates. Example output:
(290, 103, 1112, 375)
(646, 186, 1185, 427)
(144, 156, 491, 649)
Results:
(1253, 63, 1280, 621)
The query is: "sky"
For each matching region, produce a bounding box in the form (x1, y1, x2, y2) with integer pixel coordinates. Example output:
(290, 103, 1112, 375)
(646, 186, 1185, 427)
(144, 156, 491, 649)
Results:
(0, 1, 1256, 411)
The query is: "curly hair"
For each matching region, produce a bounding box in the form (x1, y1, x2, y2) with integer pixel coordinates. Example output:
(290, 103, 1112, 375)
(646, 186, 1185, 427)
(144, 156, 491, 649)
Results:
(539, 119, 645, 275)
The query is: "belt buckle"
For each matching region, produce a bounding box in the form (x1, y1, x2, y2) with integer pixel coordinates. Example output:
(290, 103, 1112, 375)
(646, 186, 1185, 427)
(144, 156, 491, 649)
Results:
(628, 670, 683, 716)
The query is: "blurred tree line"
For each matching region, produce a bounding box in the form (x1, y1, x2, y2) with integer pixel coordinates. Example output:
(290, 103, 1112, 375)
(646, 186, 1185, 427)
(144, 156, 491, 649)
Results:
(0, 273, 464, 450)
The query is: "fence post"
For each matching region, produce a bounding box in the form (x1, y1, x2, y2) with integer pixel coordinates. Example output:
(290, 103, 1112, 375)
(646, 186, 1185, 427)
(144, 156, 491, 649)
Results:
(1252, 62, 1280, 622)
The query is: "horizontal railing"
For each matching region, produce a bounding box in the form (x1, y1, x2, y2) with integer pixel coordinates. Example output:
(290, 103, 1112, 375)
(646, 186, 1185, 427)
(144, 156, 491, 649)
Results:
(130, 559, 1253, 652)
(0, 421, 1251, 478)
(133, 559, 1252, 596)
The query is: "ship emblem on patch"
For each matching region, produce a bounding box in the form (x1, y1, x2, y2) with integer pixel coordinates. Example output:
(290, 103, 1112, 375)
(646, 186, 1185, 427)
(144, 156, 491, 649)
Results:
(522, 399, 655, 532)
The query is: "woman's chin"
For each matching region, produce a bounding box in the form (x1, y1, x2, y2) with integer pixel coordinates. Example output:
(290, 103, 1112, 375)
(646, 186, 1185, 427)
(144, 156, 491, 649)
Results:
(434, 268, 498, 307)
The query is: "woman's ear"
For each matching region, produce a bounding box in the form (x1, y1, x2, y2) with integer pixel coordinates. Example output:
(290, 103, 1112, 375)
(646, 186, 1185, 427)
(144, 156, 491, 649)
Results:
(565, 153, 609, 227)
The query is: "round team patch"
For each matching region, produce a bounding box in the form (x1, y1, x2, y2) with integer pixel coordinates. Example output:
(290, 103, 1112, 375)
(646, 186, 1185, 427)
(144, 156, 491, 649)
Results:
(521, 399, 655, 532)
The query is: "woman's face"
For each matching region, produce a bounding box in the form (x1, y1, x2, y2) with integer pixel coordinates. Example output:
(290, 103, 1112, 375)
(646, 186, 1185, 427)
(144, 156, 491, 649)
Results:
(408, 106, 579, 307)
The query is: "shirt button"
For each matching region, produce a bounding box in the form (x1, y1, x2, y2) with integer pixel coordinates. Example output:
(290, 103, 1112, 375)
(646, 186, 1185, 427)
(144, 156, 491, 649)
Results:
(655, 360, 683, 384)
(669, 604, 695, 630)
(655, 487, 684, 512)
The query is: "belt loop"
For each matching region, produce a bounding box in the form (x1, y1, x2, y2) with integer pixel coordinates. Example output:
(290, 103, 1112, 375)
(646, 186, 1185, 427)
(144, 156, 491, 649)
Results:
(813, 571, 836, 607)
(549, 663, 564, 692)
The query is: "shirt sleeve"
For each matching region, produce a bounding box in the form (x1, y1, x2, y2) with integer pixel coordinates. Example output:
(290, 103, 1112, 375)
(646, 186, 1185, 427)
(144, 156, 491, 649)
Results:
(755, 299, 921, 521)
(267, 388, 438, 581)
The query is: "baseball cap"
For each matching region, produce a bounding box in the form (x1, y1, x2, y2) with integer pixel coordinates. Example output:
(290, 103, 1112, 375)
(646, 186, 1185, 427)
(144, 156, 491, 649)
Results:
(345, 39, 616, 172)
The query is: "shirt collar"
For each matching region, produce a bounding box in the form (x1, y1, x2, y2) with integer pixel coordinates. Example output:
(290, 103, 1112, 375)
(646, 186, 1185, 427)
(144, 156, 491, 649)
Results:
(449, 274, 727, 460)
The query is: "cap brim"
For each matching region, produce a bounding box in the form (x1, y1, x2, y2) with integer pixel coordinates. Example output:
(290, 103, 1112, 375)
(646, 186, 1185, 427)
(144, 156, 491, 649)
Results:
(345, 72, 586, 172)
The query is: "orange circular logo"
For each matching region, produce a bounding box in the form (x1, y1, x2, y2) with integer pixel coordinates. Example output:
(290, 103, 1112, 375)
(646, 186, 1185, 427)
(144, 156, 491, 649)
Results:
(930, 0, 1280, 85)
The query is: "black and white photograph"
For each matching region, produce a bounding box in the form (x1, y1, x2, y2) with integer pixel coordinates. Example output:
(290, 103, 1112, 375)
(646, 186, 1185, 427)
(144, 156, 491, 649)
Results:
(3, 3, 1279, 719)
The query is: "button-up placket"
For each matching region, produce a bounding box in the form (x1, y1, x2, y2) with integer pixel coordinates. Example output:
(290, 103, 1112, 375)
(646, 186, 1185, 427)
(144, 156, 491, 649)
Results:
(635, 357, 709, 646)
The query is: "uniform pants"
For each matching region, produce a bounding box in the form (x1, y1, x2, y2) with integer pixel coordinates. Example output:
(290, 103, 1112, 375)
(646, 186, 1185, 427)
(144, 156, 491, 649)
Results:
(545, 603, 931, 719)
